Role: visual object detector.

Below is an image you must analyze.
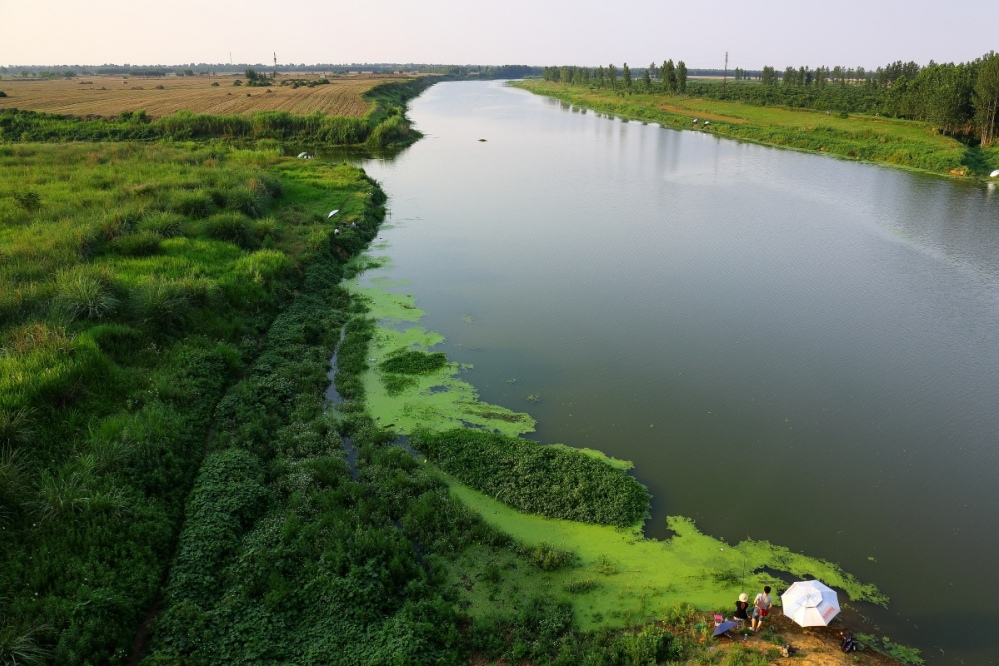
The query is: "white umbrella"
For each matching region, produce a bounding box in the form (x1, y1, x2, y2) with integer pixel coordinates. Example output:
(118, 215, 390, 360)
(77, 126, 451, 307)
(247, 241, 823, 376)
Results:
(781, 580, 841, 627)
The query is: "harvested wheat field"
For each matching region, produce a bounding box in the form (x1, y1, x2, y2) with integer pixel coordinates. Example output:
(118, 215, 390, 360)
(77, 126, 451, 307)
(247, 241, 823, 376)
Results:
(0, 73, 415, 118)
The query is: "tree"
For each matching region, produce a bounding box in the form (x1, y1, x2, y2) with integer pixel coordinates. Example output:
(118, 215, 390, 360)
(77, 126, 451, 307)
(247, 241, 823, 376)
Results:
(975, 52, 999, 146)
(598, 65, 605, 87)
(761, 65, 777, 86)
(677, 61, 687, 92)
(662, 60, 676, 94)
(906, 62, 974, 135)
(608, 63, 618, 88)
(623, 62, 631, 89)
(643, 67, 651, 91)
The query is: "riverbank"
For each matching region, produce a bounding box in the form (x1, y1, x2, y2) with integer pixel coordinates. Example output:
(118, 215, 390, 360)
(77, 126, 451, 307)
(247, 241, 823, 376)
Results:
(513, 80, 999, 179)
(345, 256, 917, 663)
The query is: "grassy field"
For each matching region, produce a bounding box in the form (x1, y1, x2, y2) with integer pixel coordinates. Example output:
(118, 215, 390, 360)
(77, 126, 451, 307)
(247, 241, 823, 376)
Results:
(0, 140, 388, 662)
(0, 74, 415, 118)
(516, 80, 999, 178)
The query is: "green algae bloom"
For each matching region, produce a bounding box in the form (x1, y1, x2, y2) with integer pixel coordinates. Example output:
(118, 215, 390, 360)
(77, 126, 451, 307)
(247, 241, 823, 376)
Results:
(348, 254, 886, 631)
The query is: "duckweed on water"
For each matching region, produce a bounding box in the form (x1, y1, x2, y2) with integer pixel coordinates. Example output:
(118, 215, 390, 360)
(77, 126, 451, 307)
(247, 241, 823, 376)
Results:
(445, 479, 887, 631)
(349, 279, 534, 436)
(349, 251, 886, 633)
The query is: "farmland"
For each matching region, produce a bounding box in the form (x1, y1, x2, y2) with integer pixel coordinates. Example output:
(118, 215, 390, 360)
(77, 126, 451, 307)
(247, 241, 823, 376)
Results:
(0, 73, 415, 118)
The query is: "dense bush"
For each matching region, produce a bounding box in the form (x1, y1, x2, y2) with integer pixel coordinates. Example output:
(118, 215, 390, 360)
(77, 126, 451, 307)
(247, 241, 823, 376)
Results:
(148, 196, 480, 664)
(204, 211, 254, 248)
(412, 429, 651, 527)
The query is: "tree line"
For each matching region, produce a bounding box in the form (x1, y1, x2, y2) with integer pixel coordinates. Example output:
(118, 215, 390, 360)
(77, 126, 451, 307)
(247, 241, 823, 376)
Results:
(542, 61, 688, 93)
(699, 54, 999, 145)
(541, 54, 999, 147)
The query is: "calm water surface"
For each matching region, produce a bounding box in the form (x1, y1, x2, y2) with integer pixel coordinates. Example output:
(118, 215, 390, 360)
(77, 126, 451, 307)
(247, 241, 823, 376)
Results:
(350, 81, 999, 664)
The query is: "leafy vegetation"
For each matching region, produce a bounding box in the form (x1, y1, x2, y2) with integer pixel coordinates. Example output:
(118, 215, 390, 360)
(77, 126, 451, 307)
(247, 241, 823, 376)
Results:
(3, 75, 919, 665)
(0, 140, 387, 662)
(412, 428, 651, 527)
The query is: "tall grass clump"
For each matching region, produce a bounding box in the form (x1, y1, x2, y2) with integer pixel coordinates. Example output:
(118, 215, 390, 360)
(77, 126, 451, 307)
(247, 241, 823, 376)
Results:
(130, 279, 194, 334)
(53, 267, 119, 321)
(168, 189, 214, 218)
(203, 211, 254, 248)
(107, 230, 161, 256)
(138, 211, 186, 238)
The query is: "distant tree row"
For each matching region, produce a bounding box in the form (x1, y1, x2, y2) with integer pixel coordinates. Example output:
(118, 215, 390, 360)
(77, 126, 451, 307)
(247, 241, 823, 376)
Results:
(541, 61, 688, 93)
(541, 54, 999, 146)
(701, 54, 999, 145)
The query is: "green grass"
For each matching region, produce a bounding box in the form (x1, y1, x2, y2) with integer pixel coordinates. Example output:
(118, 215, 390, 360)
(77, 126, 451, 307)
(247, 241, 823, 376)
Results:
(516, 80, 999, 177)
(0, 140, 386, 662)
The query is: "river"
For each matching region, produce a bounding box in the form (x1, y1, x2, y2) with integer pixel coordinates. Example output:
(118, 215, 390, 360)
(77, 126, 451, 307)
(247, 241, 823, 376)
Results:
(347, 80, 999, 664)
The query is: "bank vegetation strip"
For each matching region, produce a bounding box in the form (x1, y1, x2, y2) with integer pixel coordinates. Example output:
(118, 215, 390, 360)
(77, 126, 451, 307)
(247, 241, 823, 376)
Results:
(515, 80, 999, 178)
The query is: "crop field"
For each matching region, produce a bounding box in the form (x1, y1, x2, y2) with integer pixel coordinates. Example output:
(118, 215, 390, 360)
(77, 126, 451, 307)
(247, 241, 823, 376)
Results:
(0, 73, 414, 118)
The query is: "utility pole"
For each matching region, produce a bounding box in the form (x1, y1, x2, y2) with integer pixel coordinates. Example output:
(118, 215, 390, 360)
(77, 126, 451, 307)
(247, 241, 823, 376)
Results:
(723, 51, 728, 97)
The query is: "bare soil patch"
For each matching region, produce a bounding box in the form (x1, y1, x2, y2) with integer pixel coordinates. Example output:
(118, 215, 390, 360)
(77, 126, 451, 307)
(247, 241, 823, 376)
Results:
(705, 610, 899, 665)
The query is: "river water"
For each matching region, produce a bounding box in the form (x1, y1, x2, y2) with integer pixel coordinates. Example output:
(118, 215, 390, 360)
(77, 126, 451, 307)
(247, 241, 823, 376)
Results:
(349, 80, 999, 664)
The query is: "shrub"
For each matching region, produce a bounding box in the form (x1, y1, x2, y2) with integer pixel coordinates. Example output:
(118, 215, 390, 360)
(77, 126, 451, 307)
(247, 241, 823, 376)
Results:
(606, 624, 678, 665)
(85, 323, 143, 361)
(204, 211, 254, 248)
(252, 217, 278, 242)
(130, 279, 193, 334)
(412, 428, 651, 526)
(139, 212, 186, 238)
(12, 189, 41, 212)
(169, 190, 214, 218)
(234, 249, 292, 288)
(53, 268, 119, 321)
(0, 408, 35, 447)
(516, 541, 577, 571)
(380, 350, 447, 374)
(565, 578, 599, 594)
(108, 230, 161, 256)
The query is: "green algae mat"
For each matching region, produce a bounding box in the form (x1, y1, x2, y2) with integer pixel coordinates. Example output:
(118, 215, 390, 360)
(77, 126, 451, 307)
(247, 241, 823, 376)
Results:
(347, 253, 886, 628)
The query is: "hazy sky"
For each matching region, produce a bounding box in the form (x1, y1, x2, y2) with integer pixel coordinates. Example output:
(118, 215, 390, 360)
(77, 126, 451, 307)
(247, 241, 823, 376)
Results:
(2, 0, 996, 70)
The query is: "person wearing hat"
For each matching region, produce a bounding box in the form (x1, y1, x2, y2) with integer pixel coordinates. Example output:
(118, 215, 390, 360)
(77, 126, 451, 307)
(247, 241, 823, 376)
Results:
(734, 592, 750, 623)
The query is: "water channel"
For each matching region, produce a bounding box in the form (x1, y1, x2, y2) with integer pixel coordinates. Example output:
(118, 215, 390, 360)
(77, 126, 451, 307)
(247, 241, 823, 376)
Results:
(347, 80, 999, 664)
